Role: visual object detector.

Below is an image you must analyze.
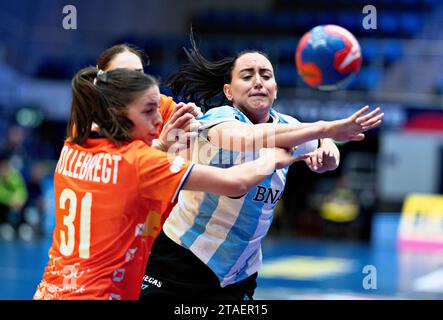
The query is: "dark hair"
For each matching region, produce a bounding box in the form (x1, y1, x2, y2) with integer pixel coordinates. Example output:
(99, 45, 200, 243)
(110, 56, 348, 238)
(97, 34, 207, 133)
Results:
(67, 67, 158, 145)
(96, 44, 149, 71)
(166, 34, 268, 111)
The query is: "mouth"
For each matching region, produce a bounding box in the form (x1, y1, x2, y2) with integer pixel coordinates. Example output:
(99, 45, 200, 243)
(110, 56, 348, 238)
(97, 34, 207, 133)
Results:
(249, 92, 268, 97)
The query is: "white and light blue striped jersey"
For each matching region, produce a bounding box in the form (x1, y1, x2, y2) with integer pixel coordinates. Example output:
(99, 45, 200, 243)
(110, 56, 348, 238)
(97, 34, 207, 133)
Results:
(163, 105, 319, 287)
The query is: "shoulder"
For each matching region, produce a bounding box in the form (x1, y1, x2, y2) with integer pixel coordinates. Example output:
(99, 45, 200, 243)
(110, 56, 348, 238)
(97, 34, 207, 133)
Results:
(159, 94, 176, 115)
(198, 105, 238, 120)
(160, 94, 174, 107)
(130, 140, 165, 158)
(197, 106, 239, 131)
(272, 109, 301, 124)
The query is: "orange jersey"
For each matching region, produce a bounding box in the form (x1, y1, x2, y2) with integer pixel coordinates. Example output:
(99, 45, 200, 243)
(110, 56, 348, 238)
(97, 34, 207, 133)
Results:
(157, 94, 176, 135)
(144, 94, 176, 249)
(34, 137, 193, 300)
(143, 199, 177, 255)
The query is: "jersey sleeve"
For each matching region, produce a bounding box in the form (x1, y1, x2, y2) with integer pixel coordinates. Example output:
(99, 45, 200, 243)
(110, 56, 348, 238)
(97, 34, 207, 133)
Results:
(196, 105, 239, 131)
(157, 94, 176, 134)
(136, 144, 194, 203)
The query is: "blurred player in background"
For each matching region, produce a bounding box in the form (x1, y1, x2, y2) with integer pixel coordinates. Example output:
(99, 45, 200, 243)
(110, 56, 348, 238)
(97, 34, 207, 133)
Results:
(140, 37, 384, 300)
(0, 151, 28, 240)
(34, 67, 300, 300)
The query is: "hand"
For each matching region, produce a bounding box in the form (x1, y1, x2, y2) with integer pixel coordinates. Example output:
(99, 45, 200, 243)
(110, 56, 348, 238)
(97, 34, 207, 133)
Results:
(155, 102, 201, 152)
(326, 106, 384, 142)
(305, 139, 340, 173)
(186, 102, 203, 118)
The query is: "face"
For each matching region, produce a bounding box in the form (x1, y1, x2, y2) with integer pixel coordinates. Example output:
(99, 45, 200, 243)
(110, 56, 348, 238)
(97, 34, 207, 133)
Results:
(223, 52, 277, 123)
(127, 86, 162, 145)
(106, 51, 144, 72)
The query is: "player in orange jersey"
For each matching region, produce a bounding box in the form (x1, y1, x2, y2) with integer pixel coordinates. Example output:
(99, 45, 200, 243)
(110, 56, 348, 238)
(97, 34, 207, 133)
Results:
(94, 43, 201, 253)
(33, 67, 302, 300)
(96, 43, 202, 152)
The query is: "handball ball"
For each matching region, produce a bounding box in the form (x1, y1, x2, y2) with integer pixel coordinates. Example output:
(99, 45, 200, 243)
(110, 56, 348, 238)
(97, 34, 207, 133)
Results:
(295, 24, 362, 91)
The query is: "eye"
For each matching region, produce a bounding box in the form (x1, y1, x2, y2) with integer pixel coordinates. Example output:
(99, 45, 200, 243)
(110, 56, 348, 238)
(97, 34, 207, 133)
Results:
(144, 104, 160, 114)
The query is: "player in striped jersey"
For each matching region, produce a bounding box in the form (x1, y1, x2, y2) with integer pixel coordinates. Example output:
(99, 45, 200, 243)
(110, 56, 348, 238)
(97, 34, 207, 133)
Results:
(34, 67, 301, 300)
(140, 38, 384, 300)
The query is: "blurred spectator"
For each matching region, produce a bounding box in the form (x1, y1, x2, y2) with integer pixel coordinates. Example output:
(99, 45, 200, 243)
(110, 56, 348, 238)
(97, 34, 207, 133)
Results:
(0, 151, 28, 240)
(22, 162, 48, 238)
(3, 125, 29, 174)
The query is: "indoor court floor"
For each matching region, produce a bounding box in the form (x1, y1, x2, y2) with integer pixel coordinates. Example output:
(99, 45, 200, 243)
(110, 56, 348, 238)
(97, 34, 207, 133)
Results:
(1, 214, 443, 300)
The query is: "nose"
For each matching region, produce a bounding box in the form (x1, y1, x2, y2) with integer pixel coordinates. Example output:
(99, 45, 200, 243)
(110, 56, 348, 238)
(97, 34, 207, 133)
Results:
(253, 74, 263, 88)
(154, 108, 163, 128)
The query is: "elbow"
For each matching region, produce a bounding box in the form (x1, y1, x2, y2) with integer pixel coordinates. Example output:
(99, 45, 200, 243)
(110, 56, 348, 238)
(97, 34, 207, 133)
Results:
(226, 178, 249, 197)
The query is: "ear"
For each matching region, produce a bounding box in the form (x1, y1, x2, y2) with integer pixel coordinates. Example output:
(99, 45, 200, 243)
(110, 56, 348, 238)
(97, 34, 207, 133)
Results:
(274, 83, 278, 100)
(223, 84, 233, 101)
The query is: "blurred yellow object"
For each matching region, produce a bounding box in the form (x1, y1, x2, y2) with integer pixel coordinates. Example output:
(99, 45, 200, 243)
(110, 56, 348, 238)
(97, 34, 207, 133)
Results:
(320, 188, 359, 223)
(260, 256, 353, 280)
(398, 193, 443, 247)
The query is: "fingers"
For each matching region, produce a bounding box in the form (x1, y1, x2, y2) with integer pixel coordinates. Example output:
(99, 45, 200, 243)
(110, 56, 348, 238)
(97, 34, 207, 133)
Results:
(355, 107, 380, 124)
(316, 148, 323, 167)
(361, 115, 384, 131)
(351, 105, 370, 120)
(289, 154, 310, 164)
(167, 103, 193, 125)
(308, 148, 325, 171)
(185, 103, 203, 117)
(170, 113, 195, 131)
(351, 133, 365, 141)
(304, 155, 314, 171)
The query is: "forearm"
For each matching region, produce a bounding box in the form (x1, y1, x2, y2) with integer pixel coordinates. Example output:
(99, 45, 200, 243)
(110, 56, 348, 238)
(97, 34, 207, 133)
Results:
(210, 120, 328, 151)
(183, 154, 275, 197)
(223, 155, 276, 195)
(255, 121, 328, 149)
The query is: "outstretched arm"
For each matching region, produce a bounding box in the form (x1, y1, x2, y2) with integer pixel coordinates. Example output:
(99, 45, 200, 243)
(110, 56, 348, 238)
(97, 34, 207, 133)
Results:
(183, 148, 308, 197)
(207, 106, 383, 152)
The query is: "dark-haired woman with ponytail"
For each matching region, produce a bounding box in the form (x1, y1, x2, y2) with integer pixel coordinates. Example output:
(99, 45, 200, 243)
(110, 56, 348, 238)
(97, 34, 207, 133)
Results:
(140, 38, 384, 300)
(33, 67, 302, 300)
(93, 44, 203, 250)
(95, 43, 202, 152)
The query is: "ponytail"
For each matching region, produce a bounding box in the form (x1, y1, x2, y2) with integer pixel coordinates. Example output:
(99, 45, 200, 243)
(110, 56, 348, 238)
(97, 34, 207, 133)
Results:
(166, 34, 235, 111)
(67, 67, 99, 144)
(68, 67, 158, 145)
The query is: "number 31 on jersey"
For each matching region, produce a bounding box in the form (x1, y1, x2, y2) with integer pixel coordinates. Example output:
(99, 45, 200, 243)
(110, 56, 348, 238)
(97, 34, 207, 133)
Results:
(59, 188, 92, 259)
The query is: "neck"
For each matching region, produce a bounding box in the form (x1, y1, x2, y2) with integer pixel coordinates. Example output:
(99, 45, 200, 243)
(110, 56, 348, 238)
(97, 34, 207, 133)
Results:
(235, 105, 270, 124)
